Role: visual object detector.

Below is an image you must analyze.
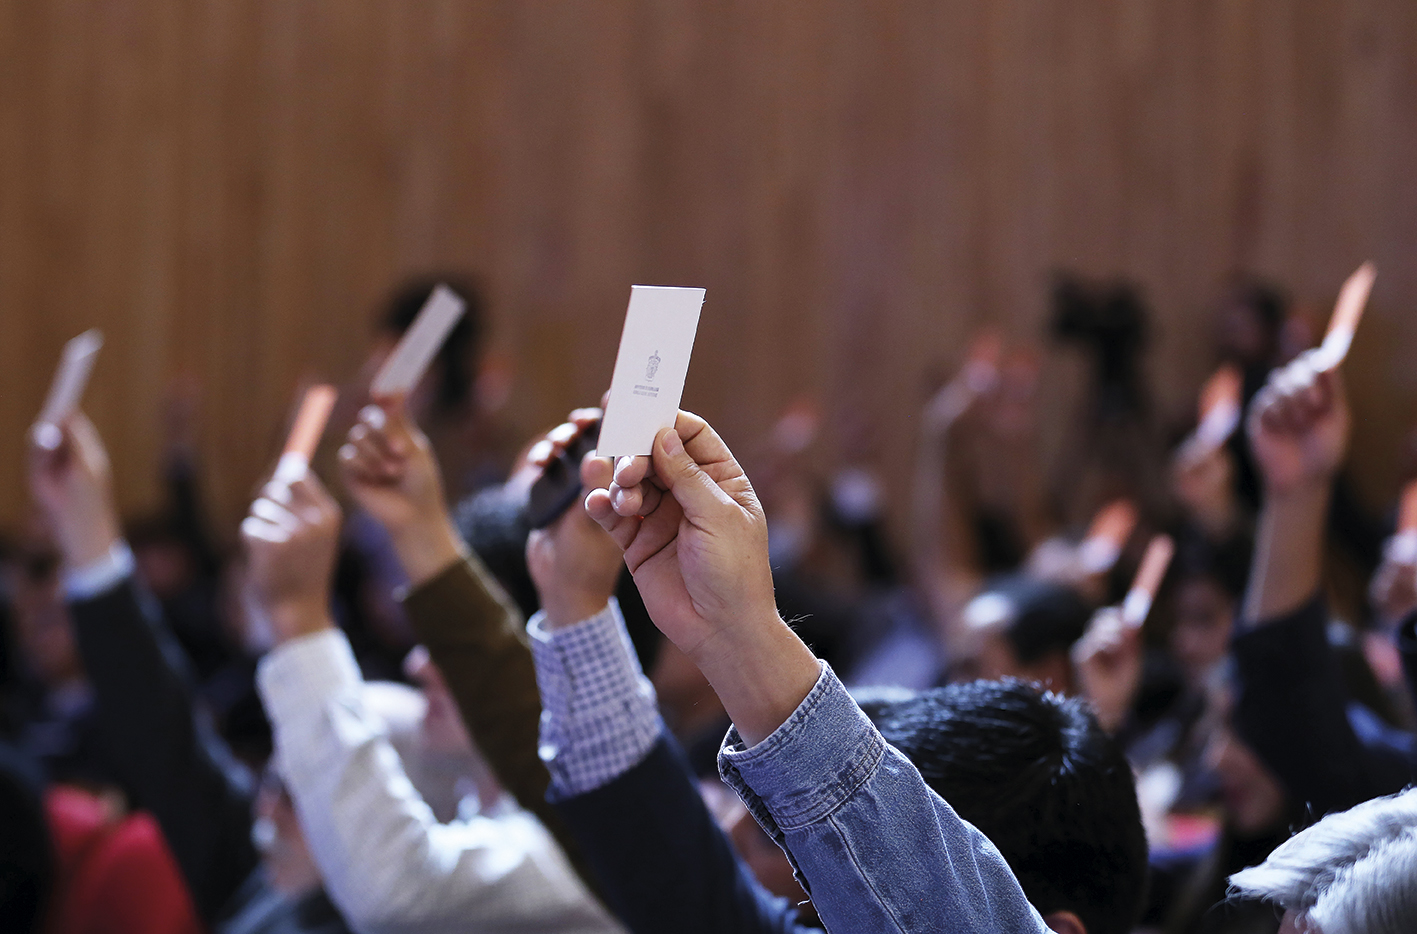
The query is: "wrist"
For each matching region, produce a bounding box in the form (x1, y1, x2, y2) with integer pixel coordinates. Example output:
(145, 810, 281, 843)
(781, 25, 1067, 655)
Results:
(391, 517, 466, 588)
(689, 606, 821, 748)
(267, 600, 335, 645)
(539, 590, 613, 630)
(60, 518, 124, 572)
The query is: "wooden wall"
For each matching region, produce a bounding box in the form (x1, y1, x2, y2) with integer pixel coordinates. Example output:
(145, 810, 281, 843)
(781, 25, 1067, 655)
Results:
(2, 0, 1416, 541)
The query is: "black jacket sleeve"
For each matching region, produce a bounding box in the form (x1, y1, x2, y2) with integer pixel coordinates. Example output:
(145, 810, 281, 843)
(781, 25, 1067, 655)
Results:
(67, 576, 259, 922)
(1232, 594, 1413, 818)
(1398, 611, 1417, 730)
(552, 735, 816, 934)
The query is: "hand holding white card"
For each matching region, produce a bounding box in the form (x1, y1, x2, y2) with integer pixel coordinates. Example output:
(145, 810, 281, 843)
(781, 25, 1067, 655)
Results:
(370, 284, 467, 397)
(33, 329, 104, 450)
(598, 286, 706, 457)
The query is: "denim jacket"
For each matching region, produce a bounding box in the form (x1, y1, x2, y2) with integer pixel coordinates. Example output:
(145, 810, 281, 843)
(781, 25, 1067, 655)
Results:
(718, 663, 1051, 934)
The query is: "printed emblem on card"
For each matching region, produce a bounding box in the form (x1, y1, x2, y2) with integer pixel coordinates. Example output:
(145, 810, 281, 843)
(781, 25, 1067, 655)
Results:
(646, 350, 661, 381)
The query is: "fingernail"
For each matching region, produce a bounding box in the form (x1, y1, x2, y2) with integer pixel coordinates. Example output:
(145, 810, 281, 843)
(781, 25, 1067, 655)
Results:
(338, 444, 356, 461)
(662, 430, 683, 457)
(360, 405, 386, 430)
(611, 487, 626, 510)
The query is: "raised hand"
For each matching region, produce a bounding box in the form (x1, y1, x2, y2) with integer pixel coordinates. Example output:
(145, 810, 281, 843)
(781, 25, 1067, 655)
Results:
(585, 411, 819, 745)
(1243, 351, 1349, 622)
(1071, 607, 1143, 734)
(241, 471, 342, 644)
(27, 413, 123, 570)
(338, 397, 464, 586)
(585, 412, 777, 661)
(1247, 351, 1350, 498)
(525, 412, 624, 628)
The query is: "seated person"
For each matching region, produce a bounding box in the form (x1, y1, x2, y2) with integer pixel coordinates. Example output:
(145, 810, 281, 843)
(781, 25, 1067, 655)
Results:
(951, 574, 1092, 691)
(1230, 352, 1414, 812)
(1228, 786, 1417, 934)
(28, 413, 349, 933)
(344, 404, 1148, 934)
(243, 458, 623, 934)
(578, 408, 1145, 934)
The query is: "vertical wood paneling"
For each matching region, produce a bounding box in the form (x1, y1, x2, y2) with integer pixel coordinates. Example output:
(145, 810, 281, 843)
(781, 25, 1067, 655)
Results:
(1, 0, 1415, 539)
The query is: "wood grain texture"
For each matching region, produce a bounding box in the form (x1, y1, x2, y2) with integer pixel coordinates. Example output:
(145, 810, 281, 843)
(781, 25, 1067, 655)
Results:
(1, 0, 1415, 541)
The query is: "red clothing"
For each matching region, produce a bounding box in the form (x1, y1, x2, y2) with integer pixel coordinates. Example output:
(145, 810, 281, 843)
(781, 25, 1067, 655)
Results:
(45, 786, 203, 934)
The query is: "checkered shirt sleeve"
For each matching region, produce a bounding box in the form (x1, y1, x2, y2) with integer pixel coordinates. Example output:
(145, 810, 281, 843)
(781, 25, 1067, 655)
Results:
(528, 598, 664, 799)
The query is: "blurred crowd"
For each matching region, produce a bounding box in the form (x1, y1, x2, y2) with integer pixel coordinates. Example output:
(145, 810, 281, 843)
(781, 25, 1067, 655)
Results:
(2, 271, 1414, 934)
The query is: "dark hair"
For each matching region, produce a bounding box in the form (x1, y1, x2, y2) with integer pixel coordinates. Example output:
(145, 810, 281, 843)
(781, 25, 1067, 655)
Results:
(1223, 274, 1289, 333)
(380, 276, 485, 414)
(870, 680, 1148, 934)
(982, 574, 1092, 665)
(1170, 527, 1252, 601)
(453, 485, 539, 619)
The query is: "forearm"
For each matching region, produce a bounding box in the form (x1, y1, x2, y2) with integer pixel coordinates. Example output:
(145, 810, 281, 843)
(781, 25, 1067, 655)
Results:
(1232, 595, 1410, 813)
(68, 573, 257, 920)
(403, 556, 550, 811)
(553, 738, 805, 934)
(259, 629, 614, 933)
(1243, 484, 1330, 623)
(689, 612, 822, 749)
(719, 665, 1049, 934)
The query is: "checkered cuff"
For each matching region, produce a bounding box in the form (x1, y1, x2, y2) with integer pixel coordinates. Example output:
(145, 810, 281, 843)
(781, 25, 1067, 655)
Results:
(528, 599, 663, 799)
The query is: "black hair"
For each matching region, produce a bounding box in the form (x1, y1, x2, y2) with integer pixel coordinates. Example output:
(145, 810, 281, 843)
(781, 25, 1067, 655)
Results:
(1170, 527, 1253, 601)
(870, 680, 1148, 934)
(1223, 274, 1289, 333)
(379, 276, 485, 414)
(981, 574, 1092, 665)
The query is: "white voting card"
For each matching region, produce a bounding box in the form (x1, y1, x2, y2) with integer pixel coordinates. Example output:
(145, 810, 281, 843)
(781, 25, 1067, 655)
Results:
(1312, 262, 1375, 372)
(33, 329, 104, 448)
(370, 285, 466, 397)
(597, 286, 705, 457)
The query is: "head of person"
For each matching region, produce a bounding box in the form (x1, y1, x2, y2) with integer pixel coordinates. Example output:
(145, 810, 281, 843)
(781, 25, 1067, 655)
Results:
(862, 680, 1148, 934)
(958, 574, 1091, 693)
(375, 276, 485, 425)
(1168, 533, 1250, 690)
(1215, 275, 1288, 370)
(1229, 787, 1417, 934)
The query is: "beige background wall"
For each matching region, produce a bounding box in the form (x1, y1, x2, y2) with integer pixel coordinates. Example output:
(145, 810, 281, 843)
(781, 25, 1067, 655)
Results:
(2, 1, 1415, 541)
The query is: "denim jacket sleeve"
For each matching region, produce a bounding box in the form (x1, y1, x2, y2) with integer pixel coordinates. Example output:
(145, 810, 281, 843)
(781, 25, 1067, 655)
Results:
(717, 662, 1050, 934)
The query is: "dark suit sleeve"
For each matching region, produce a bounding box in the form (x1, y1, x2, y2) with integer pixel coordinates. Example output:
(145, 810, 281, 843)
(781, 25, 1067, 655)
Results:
(1232, 594, 1413, 818)
(553, 735, 813, 934)
(402, 555, 604, 898)
(68, 576, 258, 922)
(1398, 612, 1417, 732)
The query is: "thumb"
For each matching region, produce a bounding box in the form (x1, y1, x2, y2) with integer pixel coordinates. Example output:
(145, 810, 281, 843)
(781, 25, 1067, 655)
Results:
(652, 428, 734, 521)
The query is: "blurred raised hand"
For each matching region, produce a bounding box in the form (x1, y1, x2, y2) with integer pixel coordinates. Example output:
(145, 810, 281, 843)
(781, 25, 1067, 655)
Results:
(1247, 350, 1349, 498)
(1071, 607, 1143, 734)
(338, 398, 465, 586)
(241, 471, 342, 644)
(27, 413, 122, 570)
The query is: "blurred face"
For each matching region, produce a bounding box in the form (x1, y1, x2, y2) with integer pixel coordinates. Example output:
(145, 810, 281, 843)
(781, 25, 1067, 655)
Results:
(8, 557, 83, 689)
(1215, 297, 1273, 366)
(403, 646, 473, 756)
(1205, 724, 1287, 837)
(1170, 577, 1235, 688)
(252, 770, 321, 896)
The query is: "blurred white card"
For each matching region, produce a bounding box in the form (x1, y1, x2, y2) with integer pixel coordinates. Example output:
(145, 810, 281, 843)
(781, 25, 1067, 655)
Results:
(597, 285, 705, 457)
(35, 330, 104, 439)
(370, 285, 466, 397)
